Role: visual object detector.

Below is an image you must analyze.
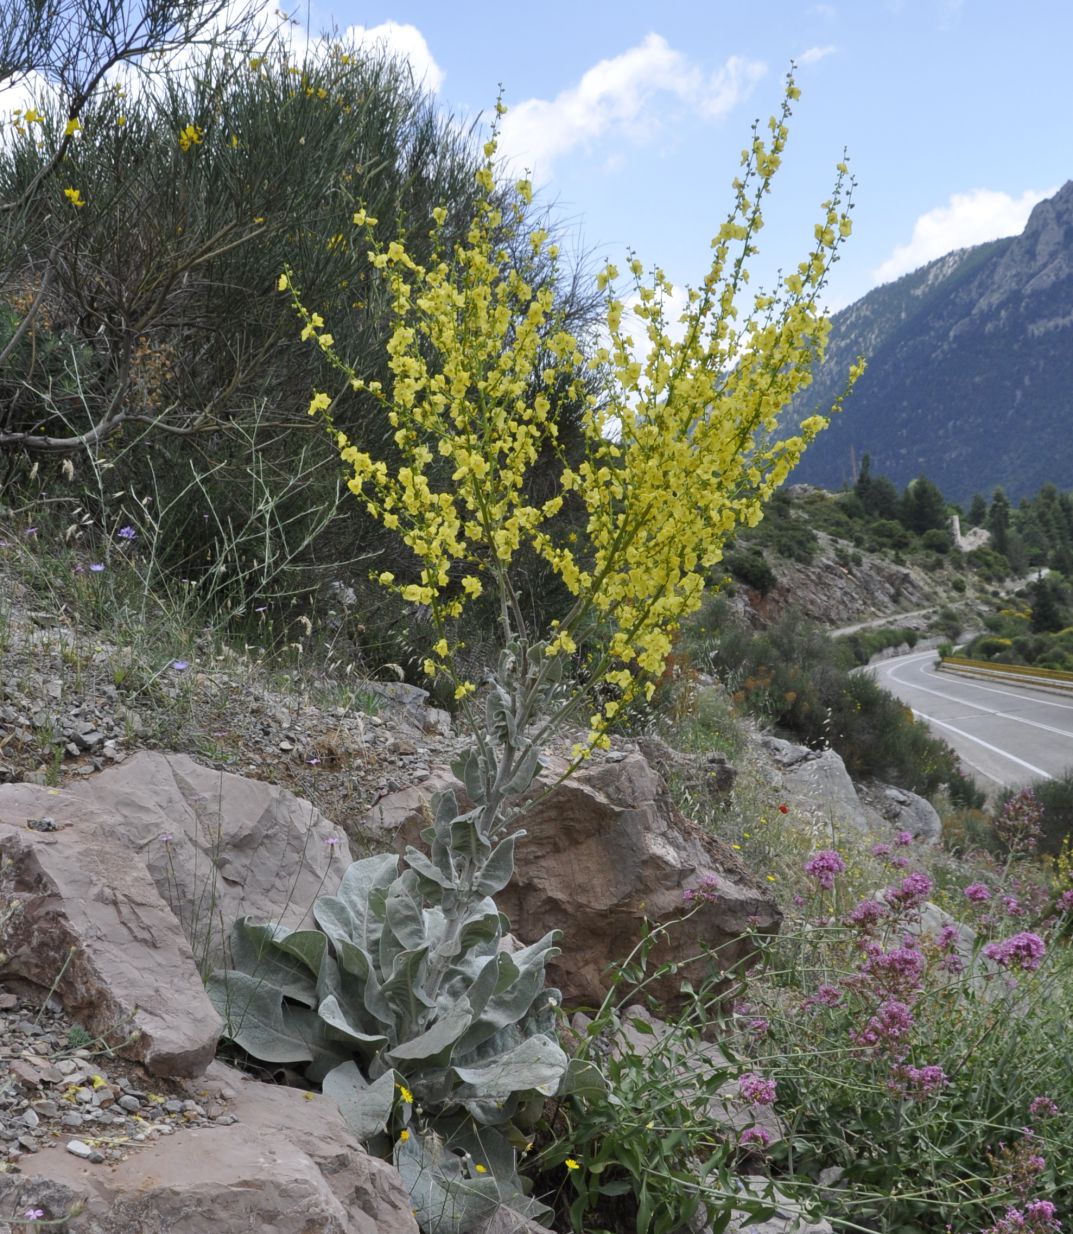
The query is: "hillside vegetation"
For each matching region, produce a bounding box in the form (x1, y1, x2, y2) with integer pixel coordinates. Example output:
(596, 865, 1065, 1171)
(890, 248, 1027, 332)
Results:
(4, 9, 1073, 1234)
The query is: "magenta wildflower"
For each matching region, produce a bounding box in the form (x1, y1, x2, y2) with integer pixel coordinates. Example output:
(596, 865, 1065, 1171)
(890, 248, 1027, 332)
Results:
(1004, 895, 1024, 916)
(1030, 1096, 1060, 1118)
(738, 1073, 777, 1105)
(886, 871, 933, 909)
(325, 836, 340, 847)
(984, 932, 1046, 972)
(804, 850, 845, 891)
(1057, 889, 1073, 913)
(739, 1125, 771, 1148)
(871, 842, 891, 857)
(24, 1210, 45, 1221)
(684, 873, 720, 905)
(889, 854, 910, 869)
(936, 924, 960, 950)
(852, 998, 914, 1050)
(965, 882, 991, 902)
(863, 944, 925, 997)
(117, 525, 136, 541)
(892, 1063, 948, 1099)
(895, 830, 913, 846)
(847, 898, 886, 930)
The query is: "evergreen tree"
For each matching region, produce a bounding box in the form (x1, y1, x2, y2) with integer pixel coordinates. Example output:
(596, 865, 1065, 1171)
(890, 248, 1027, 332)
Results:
(988, 487, 1011, 557)
(968, 493, 987, 527)
(1031, 575, 1064, 633)
(899, 475, 947, 536)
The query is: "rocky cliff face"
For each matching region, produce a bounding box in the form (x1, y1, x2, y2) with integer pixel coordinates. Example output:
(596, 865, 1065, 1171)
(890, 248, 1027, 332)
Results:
(790, 181, 1073, 503)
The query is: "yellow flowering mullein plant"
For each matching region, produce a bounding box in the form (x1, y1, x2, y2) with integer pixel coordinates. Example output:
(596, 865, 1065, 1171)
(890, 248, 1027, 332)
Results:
(284, 73, 858, 764)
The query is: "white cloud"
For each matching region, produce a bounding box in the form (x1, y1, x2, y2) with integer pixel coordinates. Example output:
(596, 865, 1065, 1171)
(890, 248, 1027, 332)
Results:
(798, 44, 836, 66)
(873, 186, 1056, 284)
(339, 21, 444, 92)
(498, 35, 765, 176)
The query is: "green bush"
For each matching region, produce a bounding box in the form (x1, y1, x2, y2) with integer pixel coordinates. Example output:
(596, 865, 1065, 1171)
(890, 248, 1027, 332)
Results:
(723, 548, 777, 596)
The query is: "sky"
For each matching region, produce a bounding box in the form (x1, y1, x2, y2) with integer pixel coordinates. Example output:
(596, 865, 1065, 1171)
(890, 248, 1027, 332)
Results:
(286, 0, 1072, 312)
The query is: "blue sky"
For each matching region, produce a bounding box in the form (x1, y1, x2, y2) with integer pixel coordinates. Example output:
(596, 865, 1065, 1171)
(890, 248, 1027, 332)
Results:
(299, 0, 1071, 311)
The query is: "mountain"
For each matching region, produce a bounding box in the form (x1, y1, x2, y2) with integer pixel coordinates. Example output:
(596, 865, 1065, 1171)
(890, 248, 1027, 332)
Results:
(790, 180, 1073, 503)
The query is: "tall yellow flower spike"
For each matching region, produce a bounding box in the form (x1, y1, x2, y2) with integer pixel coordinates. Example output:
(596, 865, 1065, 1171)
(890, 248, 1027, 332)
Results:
(284, 72, 860, 744)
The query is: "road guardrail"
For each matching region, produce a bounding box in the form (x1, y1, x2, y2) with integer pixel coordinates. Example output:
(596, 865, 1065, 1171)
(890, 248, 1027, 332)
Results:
(937, 655, 1073, 696)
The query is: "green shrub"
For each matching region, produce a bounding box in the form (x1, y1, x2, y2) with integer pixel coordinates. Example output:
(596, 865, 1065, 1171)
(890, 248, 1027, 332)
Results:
(723, 548, 777, 596)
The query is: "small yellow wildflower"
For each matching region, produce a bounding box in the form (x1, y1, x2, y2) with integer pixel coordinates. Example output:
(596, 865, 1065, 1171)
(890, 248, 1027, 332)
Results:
(178, 123, 204, 151)
(63, 187, 85, 208)
(565, 1158, 580, 1170)
(64, 117, 80, 136)
(399, 1129, 410, 1142)
(23, 108, 43, 124)
(474, 1163, 487, 1174)
(378, 571, 395, 585)
(116, 116, 126, 126)
(277, 273, 289, 292)
(397, 1084, 414, 1104)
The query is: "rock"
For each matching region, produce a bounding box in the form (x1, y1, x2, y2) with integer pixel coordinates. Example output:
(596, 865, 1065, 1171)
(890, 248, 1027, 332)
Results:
(472, 1208, 550, 1234)
(65, 1139, 95, 1159)
(0, 1062, 420, 1234)
(873, 782, 943, 844)
(364, 753, 779, 1008)
(0, 752, 351, 972)
(761, 736, 870, 833)
(0, 815, 222, 1076)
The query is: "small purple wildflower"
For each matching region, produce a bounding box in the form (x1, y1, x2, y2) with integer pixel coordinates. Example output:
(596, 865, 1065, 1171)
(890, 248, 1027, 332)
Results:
(1057, 889, 1073, 913)
(684, 873, 720, 905)
(847, 898, 886, 930)
(889, 854, 910, 869)
(936, 924, 960, 950)
(324, 836, 340, 847)
(852, 998, 914, 1050)
(254, 605, 268, 613)
(89, 562, 105, 572)
(307, 757, 321, 765)
(887, 871, 933, 909)
(739, 1125, 771, 1148)
(871, 842, 891, 858)
(895, 830, 913, 846)
(748, 1017, 769, 1036)
(1030, 1096, 1060, 1119)
(965, 882, 991, 902)
(171, 659, 189, 671)
(24, 527, 37, 538)
(72, 563, 85, 574)
(160, 833, 174, 844)
(1004, 895, 1024, 917)
(117, 525, 136, 541)
(893, 1063, 948, 1099)
(804, 849, 845, 891)
(983, 1202, 1062, 1234)
(738, 1073, 776, 1106)
(863, 944, 926, 998)
(984, 932, 1046, 972)
(24, 1210, 45, 1221)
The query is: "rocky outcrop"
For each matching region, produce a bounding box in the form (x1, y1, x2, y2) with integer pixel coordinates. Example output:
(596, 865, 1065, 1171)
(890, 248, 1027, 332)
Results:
(364, 751, 780, 1008)
(0, 1061, 419, 1234)
(760, 736, 870, 833)
(0, 813, 221, 1076)
(858, 781, 943, 845)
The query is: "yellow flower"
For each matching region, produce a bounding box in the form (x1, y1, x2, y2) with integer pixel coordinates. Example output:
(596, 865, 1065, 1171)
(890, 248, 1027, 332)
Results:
(249, 57, 263, 70)
(63, 187, 85, 208)
(565, 1158, 580, 1170)
(24, 108, 43, 124)
(277, 273, 289, 292)
(399, 1129, 410, 1142)
(432, 206, 447, 226)
(117, 116, 126, 126)
(64, 117, 80, 136)
(178, 123, 204, 151)
(378, 571, 395, 585)
(474, 1163, 487, 1174)
(307, 391, 331, 416)
(397, 1084, 414, 1104)
(433, 638, 449, 657)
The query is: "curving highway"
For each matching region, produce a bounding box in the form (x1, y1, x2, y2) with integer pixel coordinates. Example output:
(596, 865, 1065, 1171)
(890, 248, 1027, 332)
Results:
(872, 650, 1073, 791)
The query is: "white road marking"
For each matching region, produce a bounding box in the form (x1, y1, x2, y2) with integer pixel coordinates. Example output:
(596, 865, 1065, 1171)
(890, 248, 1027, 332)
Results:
(905, 707, 1054, 780)
(882, 658, 1073, 742)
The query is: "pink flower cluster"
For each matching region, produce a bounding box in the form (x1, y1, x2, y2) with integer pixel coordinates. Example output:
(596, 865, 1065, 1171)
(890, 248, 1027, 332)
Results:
(982, 1200, 1061, 1234)
(803, 850, 846, 891)
(965, 882, 992, 902)
(889, 1062, 948, 1099)
(983, 932, 1047, 972)
(738, 1072, 777, 1106)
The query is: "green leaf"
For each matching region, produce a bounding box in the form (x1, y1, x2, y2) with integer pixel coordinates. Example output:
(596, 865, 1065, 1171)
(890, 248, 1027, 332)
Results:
(449, 812, 492, 864)
(453, 1033, 568, 1099)
(404, 845, 454, 889)
(474, 833, 519, 896)
(394, 1128, 502, 1234)
(385, 871, 428, 951)
(504, 744, 543, 796)
(206, 971, 331, 1064)
(226, 919, 319, 1006)
(322, 1061, 396, 1141)
(318, 993, 389, 1054)
(387, 999, 474, 1066)
(450, 748, 487, 806)
(557, 1057, 609, 1100)
(379, 945, 434, 1030)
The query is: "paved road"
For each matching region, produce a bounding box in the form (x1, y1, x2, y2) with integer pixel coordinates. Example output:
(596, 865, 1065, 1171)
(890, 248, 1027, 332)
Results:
(872, 650, 1073, 791)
